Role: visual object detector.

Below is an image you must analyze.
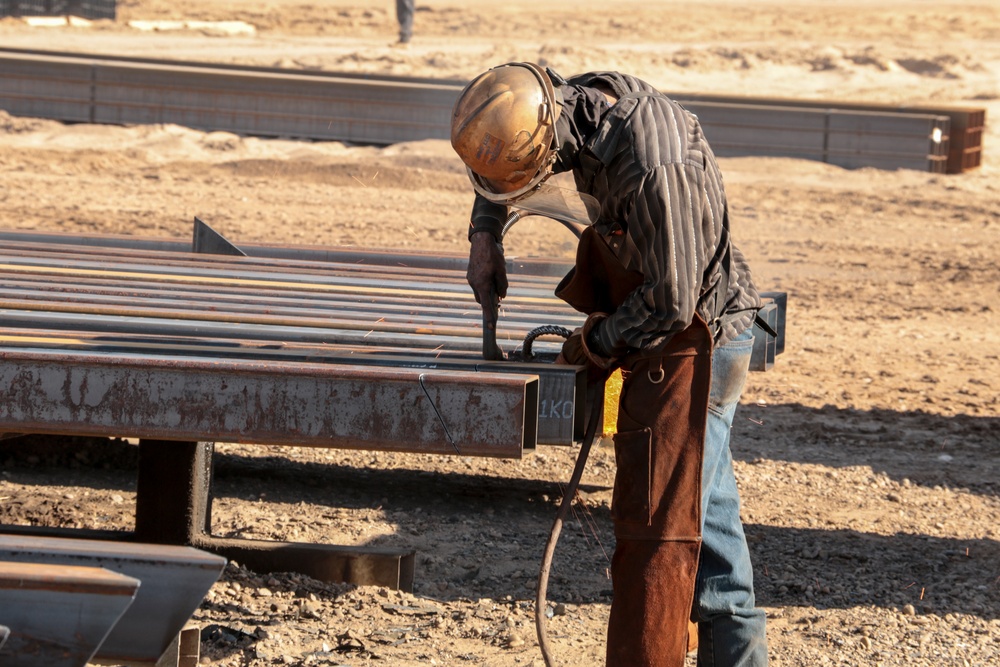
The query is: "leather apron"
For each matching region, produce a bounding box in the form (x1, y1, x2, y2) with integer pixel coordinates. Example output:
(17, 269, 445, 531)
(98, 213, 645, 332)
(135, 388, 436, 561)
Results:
(556, 225, 713, 666)
(606, 318, 711, 666)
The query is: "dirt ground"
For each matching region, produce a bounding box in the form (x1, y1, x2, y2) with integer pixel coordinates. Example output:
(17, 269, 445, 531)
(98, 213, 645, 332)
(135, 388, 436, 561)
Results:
(1, 1, 999, 665)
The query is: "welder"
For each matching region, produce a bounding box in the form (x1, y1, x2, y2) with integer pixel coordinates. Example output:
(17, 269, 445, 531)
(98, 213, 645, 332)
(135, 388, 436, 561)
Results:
(450, 62, 769, 666)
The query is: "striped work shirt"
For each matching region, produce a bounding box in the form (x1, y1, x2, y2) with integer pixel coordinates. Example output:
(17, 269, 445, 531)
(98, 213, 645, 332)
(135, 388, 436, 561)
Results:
(468, 71, 761, 352)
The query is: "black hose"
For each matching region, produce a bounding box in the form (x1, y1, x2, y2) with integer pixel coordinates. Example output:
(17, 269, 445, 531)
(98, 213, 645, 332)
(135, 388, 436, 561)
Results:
(521, 325, 574, 361)
(535, 383, 606, 667)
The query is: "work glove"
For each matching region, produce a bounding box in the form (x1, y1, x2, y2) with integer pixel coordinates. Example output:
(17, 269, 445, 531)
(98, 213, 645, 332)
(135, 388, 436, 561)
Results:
(467, 231, 508, 306)
(556, 313, 619, 386)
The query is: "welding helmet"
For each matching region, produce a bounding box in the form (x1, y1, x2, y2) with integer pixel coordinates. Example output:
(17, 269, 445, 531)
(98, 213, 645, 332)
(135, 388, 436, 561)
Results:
(451, 62, 562, 205)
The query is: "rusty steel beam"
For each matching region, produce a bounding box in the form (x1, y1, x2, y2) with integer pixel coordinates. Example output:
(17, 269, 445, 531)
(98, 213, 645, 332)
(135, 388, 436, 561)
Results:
(0, 535, 225, 664)
(0, 349, 540, 457)
(0, 328, 582, 444)
(0, 561, 139, 667)
(204, 538, 416, 592)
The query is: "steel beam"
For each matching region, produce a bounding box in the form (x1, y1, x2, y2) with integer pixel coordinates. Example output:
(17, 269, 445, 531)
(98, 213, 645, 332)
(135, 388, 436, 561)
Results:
(0, 349, 539, 456)
(0, 328, 582, 443)
(0, 535, 225, 664)
(0, 561, 139, 667)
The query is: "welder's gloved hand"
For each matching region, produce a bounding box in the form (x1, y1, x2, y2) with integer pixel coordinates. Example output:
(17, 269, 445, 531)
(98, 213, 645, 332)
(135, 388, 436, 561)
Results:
(467, 231, 508, 306)
(556, 313, 620, 385)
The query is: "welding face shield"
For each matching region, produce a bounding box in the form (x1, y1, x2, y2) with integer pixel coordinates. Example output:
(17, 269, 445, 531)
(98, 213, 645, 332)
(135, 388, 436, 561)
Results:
(504, 181, 602, 231)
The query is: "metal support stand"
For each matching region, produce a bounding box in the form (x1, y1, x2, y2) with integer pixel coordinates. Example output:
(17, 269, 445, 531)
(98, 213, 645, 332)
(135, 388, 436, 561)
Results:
(151, 626, 201, 667)
(134, 439, 416, 591)
(135, 441, 214, 545)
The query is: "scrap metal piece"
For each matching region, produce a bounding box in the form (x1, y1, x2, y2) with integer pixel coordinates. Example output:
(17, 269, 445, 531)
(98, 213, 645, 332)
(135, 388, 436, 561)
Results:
(760, 291, 787, 356)
(0, 561, 139, 667)
(192, 217, 246, 257)
(750, 302, 778, 372)
(205, 538, 416, 592)
(154, 624, 201, 667)
(0, 536, 225, 665)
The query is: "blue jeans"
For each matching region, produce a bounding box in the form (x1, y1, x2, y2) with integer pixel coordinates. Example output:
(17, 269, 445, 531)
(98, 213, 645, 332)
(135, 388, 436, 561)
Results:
(693, 329, 768, 666)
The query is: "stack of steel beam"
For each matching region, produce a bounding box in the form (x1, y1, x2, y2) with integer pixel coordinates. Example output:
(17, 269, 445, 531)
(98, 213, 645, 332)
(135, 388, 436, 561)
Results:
(0, 230, 587, 456)
(670, 93, 986, 174)
(676, 100, 950, 173)
(0, 48, 984, 173)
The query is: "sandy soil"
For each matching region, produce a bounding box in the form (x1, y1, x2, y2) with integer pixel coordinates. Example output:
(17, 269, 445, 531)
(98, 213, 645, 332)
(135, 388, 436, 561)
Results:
(0, 1, 999, 666)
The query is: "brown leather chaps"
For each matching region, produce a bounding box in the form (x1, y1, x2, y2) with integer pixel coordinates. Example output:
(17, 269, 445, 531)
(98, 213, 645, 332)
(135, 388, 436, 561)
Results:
(606, 319, 713, 667)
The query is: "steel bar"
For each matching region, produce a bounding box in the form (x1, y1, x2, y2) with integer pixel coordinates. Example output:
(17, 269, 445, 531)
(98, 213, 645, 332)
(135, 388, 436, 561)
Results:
(0, 253, 569, 314)
(0, 561, 139, 667)
(0, 239, 569, 293)
(0, 349, 539, 456)
(0, 282, 581, 337)
(0, 535, 225, 664)
(0, 228, 577, 278)
(0, 310, 565, 362)
(0, 231, 586, 446)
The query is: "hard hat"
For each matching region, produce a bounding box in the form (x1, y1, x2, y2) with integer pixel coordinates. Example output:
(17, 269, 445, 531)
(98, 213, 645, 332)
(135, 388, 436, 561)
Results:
(450, 62, 561, 204)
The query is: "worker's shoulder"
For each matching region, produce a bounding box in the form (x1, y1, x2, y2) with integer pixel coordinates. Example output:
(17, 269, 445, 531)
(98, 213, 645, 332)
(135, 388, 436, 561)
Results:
(613, 97, 711, 172)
